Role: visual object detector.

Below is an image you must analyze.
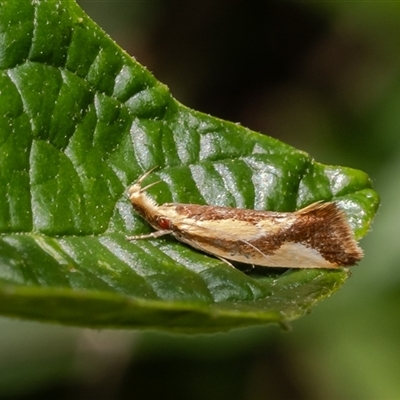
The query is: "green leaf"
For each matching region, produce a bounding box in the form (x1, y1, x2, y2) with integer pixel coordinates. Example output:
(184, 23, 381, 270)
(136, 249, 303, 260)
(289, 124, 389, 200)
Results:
(0, 0, 379, 333)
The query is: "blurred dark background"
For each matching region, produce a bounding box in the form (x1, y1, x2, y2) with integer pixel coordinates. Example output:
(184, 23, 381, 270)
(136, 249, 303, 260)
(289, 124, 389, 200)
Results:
(2, 1, 400, 399)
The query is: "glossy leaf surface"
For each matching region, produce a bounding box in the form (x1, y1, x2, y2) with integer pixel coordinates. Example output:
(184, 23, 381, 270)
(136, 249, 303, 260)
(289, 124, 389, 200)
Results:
(0, 0, 379, 332)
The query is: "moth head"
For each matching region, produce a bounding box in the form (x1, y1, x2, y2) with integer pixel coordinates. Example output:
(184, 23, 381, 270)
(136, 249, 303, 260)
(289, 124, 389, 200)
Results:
(128, 180, 160, 224)
(129, 179, 161, 201)
(128, 182, 142, 200)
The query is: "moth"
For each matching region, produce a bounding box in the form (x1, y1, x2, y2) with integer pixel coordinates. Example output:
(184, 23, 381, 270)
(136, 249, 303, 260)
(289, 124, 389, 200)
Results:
(127, 168, 363, 269)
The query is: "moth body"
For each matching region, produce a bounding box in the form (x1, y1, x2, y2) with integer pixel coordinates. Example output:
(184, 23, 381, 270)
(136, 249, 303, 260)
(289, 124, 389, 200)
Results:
(128, 169, 363, 269)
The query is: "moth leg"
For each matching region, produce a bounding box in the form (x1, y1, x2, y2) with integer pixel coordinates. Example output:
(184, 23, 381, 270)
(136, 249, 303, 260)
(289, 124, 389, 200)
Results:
(126, 230, 173, 241)
(215, 256, 256, 273)
(215, 255, 236, 269)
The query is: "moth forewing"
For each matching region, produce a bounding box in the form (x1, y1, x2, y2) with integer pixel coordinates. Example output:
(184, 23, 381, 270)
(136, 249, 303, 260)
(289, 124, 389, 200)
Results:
(127, 169, 363, 269)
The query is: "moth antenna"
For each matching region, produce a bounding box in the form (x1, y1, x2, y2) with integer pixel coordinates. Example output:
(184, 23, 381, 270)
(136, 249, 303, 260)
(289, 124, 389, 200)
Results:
(136, 165, 159, 184)
(140, 180, 162, 193)
(128, 166, 160, 198)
